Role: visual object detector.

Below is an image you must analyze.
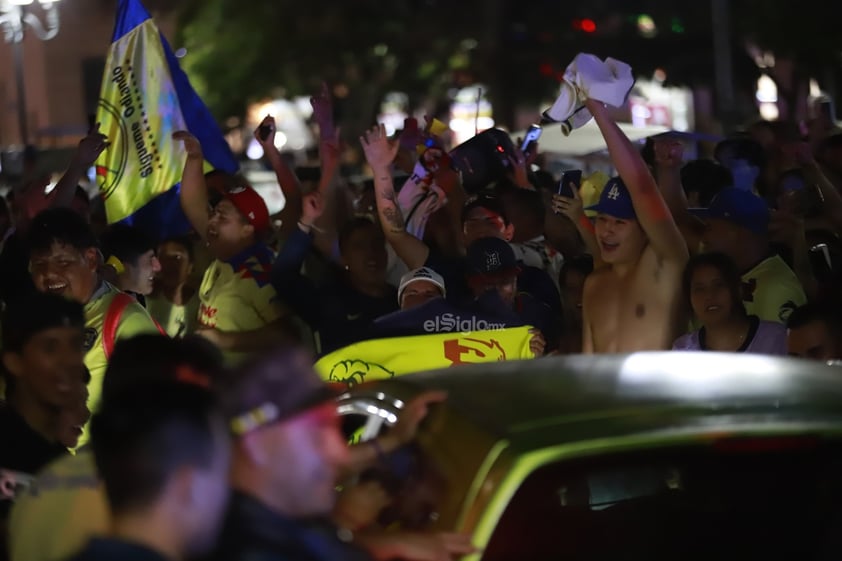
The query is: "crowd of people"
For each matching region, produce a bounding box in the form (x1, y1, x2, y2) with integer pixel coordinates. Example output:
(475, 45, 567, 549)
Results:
(0, 52, 841, 560)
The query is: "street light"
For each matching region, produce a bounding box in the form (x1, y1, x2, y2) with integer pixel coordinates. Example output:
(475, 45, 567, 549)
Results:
(0, 0, 62, 146)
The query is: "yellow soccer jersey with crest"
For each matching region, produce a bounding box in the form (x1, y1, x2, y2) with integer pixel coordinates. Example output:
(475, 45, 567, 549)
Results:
(198, 243, 282, 363)
(81, 282, 160, 446)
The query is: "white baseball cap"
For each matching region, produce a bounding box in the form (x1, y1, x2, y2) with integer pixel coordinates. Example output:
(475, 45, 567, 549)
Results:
(397, 267, 446, 304)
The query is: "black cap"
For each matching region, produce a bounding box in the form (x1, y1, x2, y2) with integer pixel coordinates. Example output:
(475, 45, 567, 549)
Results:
(223, 348, 336, 437)
(1, 292, 85, 353)
(462, 193, 509, 224)
(466, 237, 519, 278)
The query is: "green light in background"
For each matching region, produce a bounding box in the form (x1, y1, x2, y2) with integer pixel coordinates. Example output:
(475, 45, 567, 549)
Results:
(671, 18, 685, 33)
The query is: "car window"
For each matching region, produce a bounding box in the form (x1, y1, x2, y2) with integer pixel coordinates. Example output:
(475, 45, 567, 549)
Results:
(483, 435, 842, 561)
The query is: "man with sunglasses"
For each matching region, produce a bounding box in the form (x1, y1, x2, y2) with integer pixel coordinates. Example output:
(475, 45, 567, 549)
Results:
(212, 348, 470, 561)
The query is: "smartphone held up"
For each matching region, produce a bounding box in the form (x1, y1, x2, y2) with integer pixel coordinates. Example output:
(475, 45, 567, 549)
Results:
(258, 124, 274, 142)
(558, 169, 582, 199)
(521, 125, 542, 158)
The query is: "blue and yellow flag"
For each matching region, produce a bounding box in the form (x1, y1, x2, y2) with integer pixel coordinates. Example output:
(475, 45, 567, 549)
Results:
(95, 0, 237, 238)
(315, 327, 536, 389)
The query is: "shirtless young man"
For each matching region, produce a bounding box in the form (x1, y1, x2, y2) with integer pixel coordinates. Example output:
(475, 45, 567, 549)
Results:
(581, 99, 689, 353)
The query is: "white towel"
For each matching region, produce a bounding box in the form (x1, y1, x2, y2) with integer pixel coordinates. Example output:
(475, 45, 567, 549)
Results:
(543, 53, 635, 135)
(542, 81, 583, 135)
(397, 160, 447, 240)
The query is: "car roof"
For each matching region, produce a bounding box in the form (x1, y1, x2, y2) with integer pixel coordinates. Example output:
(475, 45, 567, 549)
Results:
(347, 353, 842, 450)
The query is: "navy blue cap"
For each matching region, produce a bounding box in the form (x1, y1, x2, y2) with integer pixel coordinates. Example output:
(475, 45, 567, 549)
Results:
(690, 187, 770, 236)
(585, 177, 638, 220)
(466, 237, 519, 277)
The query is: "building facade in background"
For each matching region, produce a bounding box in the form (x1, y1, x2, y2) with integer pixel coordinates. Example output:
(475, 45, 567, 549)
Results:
(0, 0, 174, 149)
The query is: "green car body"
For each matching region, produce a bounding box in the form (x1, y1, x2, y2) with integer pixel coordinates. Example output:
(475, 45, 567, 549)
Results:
(338, 352, 842, 560)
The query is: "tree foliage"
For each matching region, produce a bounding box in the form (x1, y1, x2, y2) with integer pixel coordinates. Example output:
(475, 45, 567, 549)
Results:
(175, 0, 591, 130)
(174, 0, 842, 131)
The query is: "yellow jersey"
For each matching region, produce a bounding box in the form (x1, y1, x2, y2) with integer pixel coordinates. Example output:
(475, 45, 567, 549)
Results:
(8, 450, 109, 561)
(146, 294, 199, 338)
(741, 255, 807, 324)
(81, 282, 160, 446)
(197, 243, 282, 363)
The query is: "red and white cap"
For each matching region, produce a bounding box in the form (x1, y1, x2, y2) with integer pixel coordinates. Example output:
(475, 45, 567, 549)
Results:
(225, 185, 270, 235)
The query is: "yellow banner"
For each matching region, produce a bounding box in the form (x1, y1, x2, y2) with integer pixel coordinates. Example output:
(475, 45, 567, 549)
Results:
(315, 327, 536, 389)
(95, 19, 187, 223)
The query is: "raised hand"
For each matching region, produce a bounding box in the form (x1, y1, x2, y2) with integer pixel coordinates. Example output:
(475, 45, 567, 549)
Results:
(311, 81, 335, 139)
(172, 130, 203, 160)
(254, 115, 276, 148)
(507, 139, 534, 189)
(551, 180, 584, 222)
(75, 123, 109, 166)
(360, 124, 400, 171)
(529, 328, 546, 356)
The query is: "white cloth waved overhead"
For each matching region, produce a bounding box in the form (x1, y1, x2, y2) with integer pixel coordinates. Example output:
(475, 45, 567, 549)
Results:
(542, 53, 635, 136)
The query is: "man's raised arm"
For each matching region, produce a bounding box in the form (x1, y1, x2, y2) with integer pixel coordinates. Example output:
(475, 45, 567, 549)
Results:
(173, 131, 209, 242)
(51, 125, 109, 208)
(254, 115, 302, 239)
(359, 124, 430, 269)
(586, 99, 689, 264)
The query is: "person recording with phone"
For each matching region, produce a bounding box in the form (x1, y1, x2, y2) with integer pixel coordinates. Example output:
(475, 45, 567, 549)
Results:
(550, 170, 603, 266)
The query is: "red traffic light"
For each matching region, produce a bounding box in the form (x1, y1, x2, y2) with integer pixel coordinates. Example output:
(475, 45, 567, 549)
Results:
(572, 18, 597, 33)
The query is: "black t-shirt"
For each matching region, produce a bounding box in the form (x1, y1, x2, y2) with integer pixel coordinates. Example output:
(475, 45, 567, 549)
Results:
(271, 229, 398, 354)
(0, 404, 66, 477)
(319, 281, 398, 352)
(0, 404, 66, 517)
(65, 538, 170, 561)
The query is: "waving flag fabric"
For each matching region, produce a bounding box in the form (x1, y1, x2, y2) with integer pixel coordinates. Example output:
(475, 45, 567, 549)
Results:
(95, 0, 237, 238)
(315, 327, 536, 390)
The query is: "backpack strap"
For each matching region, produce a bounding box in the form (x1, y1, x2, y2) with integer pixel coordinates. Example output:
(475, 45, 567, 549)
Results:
(103, 293, 169, 359)
(102, 292, 134, 360)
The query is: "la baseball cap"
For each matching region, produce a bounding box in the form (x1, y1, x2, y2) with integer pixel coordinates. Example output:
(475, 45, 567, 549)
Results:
(690, 187, 770, 236)
(585, 177, 637, 220)
(466, 237, 520, 278)
(225, 185, 270, 235)
(397, 267, 447, 304)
